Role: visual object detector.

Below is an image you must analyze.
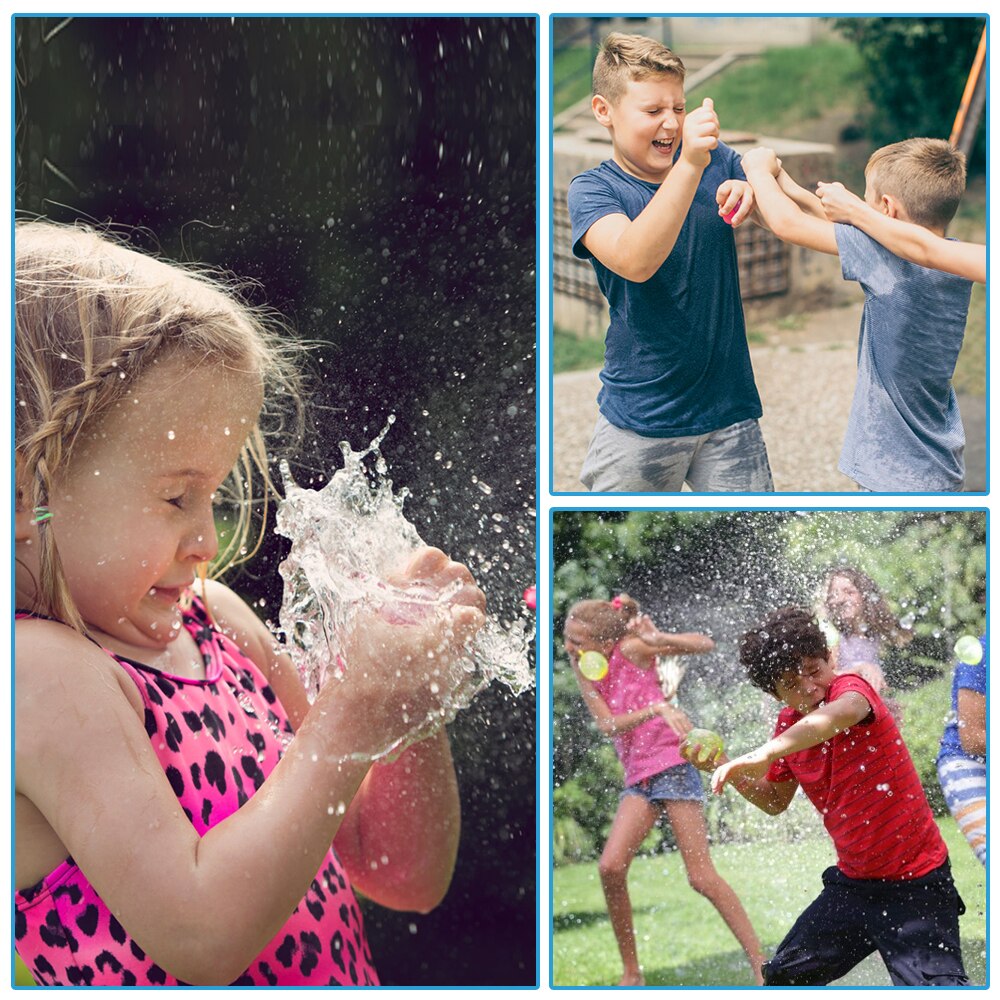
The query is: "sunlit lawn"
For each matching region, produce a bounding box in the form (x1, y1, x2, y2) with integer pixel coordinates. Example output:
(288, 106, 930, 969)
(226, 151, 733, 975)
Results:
(552, 820, 986, 987)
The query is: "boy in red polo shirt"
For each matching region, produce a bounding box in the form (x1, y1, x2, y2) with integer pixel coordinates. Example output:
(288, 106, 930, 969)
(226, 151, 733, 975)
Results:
(706, 607, 968, 986)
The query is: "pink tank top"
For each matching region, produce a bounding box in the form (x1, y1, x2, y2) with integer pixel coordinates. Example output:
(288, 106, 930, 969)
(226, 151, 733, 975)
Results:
(14, 601, 379, 986)
(593, 643, 683, 786)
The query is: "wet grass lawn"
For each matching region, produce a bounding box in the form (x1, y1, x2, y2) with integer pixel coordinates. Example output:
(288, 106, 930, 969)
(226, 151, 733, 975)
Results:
(552, 820, 987, 987)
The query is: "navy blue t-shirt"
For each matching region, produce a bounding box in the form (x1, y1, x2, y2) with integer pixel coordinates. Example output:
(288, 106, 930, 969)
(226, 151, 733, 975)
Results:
(568, 145, 761, 437)
(835, 224, 972, 491)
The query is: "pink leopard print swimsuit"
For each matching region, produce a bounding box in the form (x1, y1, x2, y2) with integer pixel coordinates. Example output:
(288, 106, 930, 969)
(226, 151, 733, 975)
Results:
(14, 600, 379, 986)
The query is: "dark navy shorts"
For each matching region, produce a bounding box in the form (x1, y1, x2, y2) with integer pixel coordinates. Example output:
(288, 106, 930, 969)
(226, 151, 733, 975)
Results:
(763, 861, 968, 986)
(621, 762, 704, 804)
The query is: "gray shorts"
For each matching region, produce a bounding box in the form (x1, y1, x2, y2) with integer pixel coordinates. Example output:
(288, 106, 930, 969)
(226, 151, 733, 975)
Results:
(621, 763, 705, 804)
(580, 414, 774, 493)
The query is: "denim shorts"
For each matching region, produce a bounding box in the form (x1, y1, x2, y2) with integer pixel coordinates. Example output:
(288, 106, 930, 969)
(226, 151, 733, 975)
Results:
(621, 762, 704, 804)
(580, 414, 774, 494)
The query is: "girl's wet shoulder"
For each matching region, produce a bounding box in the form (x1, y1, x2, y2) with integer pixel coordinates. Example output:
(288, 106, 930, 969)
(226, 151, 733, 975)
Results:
(15, 617, 145, 717)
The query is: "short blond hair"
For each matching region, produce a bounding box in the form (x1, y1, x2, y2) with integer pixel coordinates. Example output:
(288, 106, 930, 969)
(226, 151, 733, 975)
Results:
(593, 32, 685, 105)
(865, 138, 967, 230)
(15, 221, 302, 634)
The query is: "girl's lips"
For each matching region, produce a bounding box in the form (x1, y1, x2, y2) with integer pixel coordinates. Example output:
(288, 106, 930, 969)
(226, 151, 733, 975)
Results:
(148, 584, 188, 604)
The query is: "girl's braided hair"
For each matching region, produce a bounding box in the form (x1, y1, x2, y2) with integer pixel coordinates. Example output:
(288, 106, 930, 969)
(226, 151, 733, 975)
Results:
(15, 220, 302, 634)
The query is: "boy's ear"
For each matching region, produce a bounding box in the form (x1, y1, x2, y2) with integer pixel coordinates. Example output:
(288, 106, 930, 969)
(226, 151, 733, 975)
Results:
(591, 93, 613, 127)
(879, 193, 901, 219)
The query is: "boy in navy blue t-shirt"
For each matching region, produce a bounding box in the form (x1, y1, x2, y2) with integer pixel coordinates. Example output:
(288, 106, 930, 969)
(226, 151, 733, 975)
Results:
(740, 139, 972, 492)
(567, 32, 773, 494)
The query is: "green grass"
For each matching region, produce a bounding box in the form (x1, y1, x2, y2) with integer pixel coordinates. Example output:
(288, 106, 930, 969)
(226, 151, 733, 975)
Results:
(554, 40, 864, 126)
(954, 282, 986, 396)
(553, 45, 597, 117)
(553, 325, 606, 374)
(950, 180, 986, 398)
(553, 820, 986, 987)
(688, 42, 864, 135)
(15, 955, 34, 987)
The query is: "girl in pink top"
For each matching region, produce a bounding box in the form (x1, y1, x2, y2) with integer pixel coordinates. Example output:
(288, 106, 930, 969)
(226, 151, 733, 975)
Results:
(564, 594, 764, 987)
(14, 223, 486, 985)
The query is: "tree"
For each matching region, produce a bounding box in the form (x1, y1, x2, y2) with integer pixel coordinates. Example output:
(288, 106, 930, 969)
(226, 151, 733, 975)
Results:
(835, 17, 986, 169)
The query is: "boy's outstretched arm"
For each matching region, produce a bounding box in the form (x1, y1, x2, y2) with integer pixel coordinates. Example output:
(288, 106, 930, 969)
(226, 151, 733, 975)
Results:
(712, 688, 872, 801)
(742, 147, 839, 255)
(817, 181, 987, 284)
(583, 99, 721, 282)
(777, 168, 826, 219)
(685, 743, 798, 815)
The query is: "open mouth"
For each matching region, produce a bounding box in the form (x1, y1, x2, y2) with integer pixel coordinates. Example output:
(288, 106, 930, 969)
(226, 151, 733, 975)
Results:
(148, 584, 189, 605)
(652, 138, 674, 154)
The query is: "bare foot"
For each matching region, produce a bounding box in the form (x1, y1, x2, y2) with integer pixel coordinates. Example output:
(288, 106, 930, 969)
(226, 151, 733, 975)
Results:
(619, 970, 646, 987)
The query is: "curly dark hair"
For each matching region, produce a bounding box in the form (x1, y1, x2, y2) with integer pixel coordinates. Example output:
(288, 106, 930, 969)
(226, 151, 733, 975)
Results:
(739, 606, 829, 695)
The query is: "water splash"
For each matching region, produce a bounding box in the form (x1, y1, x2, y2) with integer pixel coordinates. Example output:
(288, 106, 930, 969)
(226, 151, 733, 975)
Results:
(275, 419, 533, 762)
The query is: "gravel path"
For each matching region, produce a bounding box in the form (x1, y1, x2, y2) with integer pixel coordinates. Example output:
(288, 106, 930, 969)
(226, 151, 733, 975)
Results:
(552, 302, 985, 494)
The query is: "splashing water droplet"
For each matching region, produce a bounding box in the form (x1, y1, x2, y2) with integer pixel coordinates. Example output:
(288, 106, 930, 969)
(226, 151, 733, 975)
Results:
(275, 419, 533, 764)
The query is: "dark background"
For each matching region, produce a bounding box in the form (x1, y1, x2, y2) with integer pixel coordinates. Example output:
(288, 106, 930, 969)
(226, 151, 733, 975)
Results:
(15, 16, 536, 986)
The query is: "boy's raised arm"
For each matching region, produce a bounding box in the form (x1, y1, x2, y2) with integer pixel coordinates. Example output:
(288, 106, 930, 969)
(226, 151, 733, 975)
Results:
(582, 99, 721, 282)
(742, 147, 839, 255)
(817, 181, 986, 284)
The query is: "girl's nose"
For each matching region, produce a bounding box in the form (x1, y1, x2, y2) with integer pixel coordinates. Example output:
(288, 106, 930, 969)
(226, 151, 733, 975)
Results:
(181, 508, 219, 564)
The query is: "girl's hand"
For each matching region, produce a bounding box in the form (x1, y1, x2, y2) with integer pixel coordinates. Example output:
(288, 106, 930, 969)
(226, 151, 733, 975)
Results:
(716, 179, 755, 226)
(843, 660, 885, 695)
(815, 181, 866, 224)
(629, 613, 658, 641)
(334, 547, 486, 751)
(651, 701, 693, 738)
(711, 749, 771, 794)
(680, 97, 719, 170)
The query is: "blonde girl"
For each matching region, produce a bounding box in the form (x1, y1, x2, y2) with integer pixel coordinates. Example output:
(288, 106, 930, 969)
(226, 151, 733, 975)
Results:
(14, 221, 485, 986)
(564, 594, 764, 987)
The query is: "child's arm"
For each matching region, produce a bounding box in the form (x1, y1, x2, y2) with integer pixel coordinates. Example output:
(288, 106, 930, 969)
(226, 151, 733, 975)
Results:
(957, 687, 987, 757)
(777, 168, 826, 219)
(624, 614, 715, 658)
(685, 743, 798, 815)
(712, 688, 872, 798)
(741, 147, 839, 255)
(16, 550, 483, 985)
(573, 665, 692, 738)
(582, 99, 721, 282)
(209, 577, 462, 914)
(817, 181, 987, 284)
